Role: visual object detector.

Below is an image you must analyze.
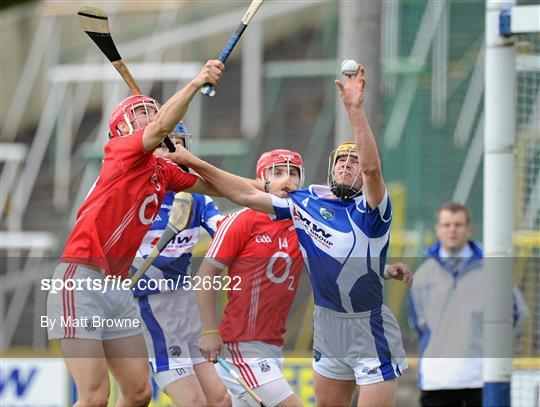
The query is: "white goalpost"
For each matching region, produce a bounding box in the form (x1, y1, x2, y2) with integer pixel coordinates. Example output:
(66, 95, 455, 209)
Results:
(484, 1, 540, 406)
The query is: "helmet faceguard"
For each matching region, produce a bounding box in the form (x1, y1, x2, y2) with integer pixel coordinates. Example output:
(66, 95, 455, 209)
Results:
(328, 141, 362, 200)
(163, 122, 192, 152)
(256, 149, 304, 187)
(108, 95, 161, 139)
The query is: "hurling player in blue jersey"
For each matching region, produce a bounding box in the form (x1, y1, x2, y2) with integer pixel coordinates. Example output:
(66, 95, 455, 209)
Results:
(131, 123, 230, 406)
(165, 65, 411, 407)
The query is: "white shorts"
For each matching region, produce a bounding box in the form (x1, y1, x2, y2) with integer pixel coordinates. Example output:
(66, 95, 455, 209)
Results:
(153, 366, 195, 390)
(137, 289, 205, 373)
(217, 341, 294, 407)
(312, 305, 407, 385)
(46, 263, 143, 341)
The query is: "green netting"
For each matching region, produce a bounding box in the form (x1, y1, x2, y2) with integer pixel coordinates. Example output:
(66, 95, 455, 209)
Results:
(382, 0, 485, 236)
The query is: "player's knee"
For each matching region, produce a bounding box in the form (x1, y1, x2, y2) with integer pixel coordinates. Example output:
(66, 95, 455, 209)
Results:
(173, 391, 206, 407)
(77, 392, 109, 407)
(124, 380, 152, 406)
(139, 382, 153, 405)
(207, 388, 231, 406)
(315, 389, 349, 407)
(74, 381, 110, 407)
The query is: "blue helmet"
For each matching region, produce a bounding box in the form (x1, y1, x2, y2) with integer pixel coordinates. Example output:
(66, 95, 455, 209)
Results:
(174, 122, 188, 135)
(166, 121, 192, 151)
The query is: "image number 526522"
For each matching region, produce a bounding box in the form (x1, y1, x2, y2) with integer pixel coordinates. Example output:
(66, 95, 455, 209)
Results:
(183, 275, 241, 291)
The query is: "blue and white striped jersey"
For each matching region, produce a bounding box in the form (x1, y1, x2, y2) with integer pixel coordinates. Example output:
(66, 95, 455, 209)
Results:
(132, 192, 222, 296)
(272, 184, 392, 313)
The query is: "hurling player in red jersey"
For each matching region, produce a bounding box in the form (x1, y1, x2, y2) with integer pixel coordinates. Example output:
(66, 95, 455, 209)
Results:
(46, 60, 289, 407)
(46, 60, 224, 407)
(197, 150, 305, 407)
(196, 150, 411, 407)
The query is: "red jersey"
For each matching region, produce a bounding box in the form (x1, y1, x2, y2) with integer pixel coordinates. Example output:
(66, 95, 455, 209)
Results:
(61, 130, 197, 278)
(206, 208, 303, 346)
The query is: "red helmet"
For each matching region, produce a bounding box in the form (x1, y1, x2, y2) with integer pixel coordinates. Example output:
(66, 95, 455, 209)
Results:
(108, 95, 161, 138)
(256, 149, 305, 187)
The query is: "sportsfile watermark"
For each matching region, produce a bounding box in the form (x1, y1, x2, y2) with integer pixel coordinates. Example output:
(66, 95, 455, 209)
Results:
(0, 256, 535, 359)
(40, 275, 241, 294)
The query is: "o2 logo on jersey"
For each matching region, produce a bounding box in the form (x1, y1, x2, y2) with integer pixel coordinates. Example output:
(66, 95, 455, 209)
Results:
(139, 194, 159, 225)
(266, 251, 295, 291)
(320, 206, 335, 220)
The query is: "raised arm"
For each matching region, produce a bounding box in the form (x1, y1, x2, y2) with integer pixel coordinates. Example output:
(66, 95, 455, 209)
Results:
(335, 65, 385, 209)
(142, 60, 224, 151)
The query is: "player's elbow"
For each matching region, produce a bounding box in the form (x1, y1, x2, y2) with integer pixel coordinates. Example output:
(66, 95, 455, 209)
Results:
(143, 119, 170, 149)
(152, 119, 171, 141)
(240, 190, 265, 210)
(227, 195, 253, 210)
(199, 259, 221, 277)
(220, 188, 257, 209)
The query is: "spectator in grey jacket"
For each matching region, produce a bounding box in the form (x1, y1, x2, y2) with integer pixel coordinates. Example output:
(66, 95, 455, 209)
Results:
(408, 202, 528, 407)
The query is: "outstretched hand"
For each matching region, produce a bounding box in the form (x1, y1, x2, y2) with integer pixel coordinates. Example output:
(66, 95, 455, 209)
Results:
(269, 176, 298, 198)
(163, 143, 196, 167)
(335, 64, 366, 111)
(386, 262, 413, 288)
